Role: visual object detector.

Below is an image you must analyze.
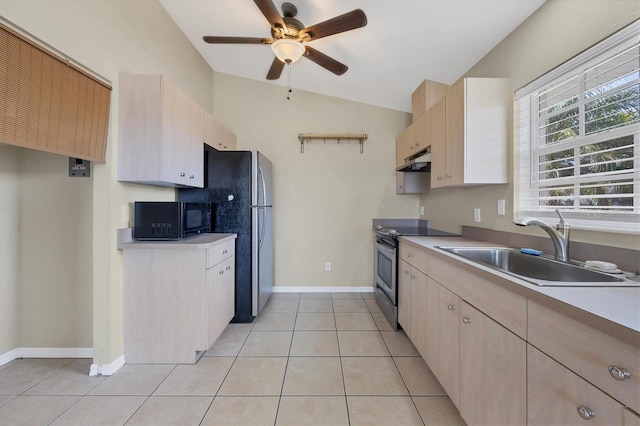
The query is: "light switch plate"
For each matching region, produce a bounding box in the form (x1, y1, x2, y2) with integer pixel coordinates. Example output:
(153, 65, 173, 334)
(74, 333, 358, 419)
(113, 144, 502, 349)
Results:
(474, 208, 481, 223)
(419, 206, 425, 216)
(498, 199, 506, 216)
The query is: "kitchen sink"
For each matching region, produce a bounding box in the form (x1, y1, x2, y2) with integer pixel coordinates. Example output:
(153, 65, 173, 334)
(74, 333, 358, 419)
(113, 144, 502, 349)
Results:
(437, 247, 634, 286)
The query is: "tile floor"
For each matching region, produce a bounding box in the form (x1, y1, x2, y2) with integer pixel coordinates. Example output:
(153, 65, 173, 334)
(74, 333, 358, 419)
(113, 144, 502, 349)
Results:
(0, 292, 466, 425)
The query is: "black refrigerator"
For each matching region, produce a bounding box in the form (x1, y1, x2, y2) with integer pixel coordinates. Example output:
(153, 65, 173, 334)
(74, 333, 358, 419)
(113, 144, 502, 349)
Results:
(179, 148, 273, 322)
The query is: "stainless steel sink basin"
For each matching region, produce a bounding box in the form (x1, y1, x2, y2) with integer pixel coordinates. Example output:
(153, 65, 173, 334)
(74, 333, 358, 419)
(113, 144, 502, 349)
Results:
(437, 247, 631, 286)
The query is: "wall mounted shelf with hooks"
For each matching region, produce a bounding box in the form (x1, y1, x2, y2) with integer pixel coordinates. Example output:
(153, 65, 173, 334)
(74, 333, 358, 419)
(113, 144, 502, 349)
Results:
(297, 133, 368, 154)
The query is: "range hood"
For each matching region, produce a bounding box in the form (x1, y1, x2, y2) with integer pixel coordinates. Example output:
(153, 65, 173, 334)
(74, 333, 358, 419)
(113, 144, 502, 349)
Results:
(396, 152, 431, 172)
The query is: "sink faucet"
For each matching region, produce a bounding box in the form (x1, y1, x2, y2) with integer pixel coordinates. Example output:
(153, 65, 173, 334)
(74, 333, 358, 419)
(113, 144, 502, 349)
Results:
(514, 209, 570, 262)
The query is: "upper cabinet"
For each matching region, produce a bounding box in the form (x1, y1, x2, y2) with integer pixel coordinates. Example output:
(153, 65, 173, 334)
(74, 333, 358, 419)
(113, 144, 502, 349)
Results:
(203, 114, 237, 151)
(443, 78, 509, 187)
(397, 77, 509, 189)
(118, 74, 204, 187)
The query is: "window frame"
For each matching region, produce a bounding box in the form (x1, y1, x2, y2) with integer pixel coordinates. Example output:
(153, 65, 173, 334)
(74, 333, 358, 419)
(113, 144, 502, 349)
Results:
(515, 21, 640, 234)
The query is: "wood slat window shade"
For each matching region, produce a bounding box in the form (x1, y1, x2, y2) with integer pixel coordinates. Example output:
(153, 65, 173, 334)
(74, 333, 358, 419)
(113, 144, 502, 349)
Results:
(0, 23, 111, 162)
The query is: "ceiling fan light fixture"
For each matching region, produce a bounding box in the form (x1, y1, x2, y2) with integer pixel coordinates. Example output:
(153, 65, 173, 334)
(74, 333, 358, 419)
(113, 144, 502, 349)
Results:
(271, 38, 305, 63)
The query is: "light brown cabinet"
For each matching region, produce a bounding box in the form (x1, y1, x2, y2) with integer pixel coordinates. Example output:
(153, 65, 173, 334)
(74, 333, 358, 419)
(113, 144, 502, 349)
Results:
(395, 123, 416, 167)
(425, 277, 460, 406)
(397, 259, 412, 336)
(459, 301, 526, 425)
(204, 113, 237, 151)
(414, 110, 429, 153)
(429, 97, 447, 188)
(528, 344, 625, 425)
(122, 234, 236, 364)
(443, 77, 509, 187)
(411, 79, 448, 121)
(118, 74, 205, 187)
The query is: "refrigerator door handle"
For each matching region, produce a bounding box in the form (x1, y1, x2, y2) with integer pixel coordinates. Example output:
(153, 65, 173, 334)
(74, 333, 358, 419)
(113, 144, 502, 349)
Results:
(258, 164, 268, 249)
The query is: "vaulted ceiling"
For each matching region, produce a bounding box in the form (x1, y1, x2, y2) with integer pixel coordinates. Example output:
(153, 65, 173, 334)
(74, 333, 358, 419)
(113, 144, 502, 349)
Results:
(160, 0, 546, 112)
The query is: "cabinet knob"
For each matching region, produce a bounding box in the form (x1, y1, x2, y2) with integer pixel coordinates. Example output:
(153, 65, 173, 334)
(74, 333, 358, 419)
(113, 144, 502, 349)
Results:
(226, 265, 231, 270)
(407, 253, 412, 257)
(462, 317, 471, 324)
(219, 270, 224, 275)
(410, 275, 415, 279)
(403, 270, 409, 275)
(180, 172, 186, 177)
(608, 365, 631, 381)
(223, 249, 228, 254)
(446, 174, 451, 178)
(189, 175, 194, 179)
(437, 176, 442, 180)
(447, 304, 456, 310)
(576, 405, 595, 420)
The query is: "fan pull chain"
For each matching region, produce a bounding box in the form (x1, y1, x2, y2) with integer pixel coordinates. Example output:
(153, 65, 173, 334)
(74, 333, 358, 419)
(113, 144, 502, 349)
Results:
(287, 62, 292, 100)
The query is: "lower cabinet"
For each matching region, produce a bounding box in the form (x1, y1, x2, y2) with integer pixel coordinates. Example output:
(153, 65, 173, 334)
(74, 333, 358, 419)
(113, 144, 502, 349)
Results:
(398, 259, 412, 336)
(409, 268, 428, 358)
(122, 234, 236, 364)
(425, 277, 460, 406)
(459, 301, 526, 425)
(528, 344, 625, 425)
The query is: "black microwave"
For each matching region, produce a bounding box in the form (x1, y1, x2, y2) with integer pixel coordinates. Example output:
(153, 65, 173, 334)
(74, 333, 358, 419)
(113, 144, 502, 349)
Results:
(133, 202, 212, 240)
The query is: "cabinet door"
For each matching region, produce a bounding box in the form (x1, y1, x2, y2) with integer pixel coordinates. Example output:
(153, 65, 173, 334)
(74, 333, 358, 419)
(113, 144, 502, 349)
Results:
(207, 257, 234, 348)
(409, 269, 428, 358)
(528, 345, 625, 426)
(396, 124, 416, 167)
(203, 113, 222, 149)
(161, 77, 189, 185)
(445, 79, 464, 186)
(185, 97, 204, 187)
(398, 259, 412, 335)
(459, 301, 526, 426)
(222, 256, 235, 324)
(425, 278, 460, 405)
(414, 110, 429, 153)
(430, 97, 446, 188)
(221, 125, 237, 150)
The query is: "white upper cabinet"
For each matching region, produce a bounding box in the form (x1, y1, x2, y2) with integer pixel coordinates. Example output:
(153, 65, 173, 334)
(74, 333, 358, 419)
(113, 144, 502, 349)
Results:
(117, 74, 204, 188)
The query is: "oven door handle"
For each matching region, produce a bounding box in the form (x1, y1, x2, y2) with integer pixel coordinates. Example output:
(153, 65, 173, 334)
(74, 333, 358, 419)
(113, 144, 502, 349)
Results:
(375, 237, 396, 250)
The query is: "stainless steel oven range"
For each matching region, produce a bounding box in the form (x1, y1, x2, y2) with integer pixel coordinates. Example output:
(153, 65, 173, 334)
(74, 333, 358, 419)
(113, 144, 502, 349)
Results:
(373, 220, 458, 330)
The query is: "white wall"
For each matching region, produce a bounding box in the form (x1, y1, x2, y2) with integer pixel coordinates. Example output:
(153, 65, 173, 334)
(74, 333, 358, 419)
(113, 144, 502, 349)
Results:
(212, 73, 416, 288)
(419, 0, 640, 250)
(0, 144, 20, 355)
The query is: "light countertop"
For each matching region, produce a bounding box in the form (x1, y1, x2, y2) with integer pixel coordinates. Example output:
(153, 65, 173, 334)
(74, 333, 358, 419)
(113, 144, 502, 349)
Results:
(400, 236, 640, 335)
(118, 228, 236, 250)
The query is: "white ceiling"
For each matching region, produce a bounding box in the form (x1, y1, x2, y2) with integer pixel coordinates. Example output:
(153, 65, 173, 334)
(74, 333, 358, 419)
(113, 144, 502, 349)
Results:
(160, 0, 546, 112)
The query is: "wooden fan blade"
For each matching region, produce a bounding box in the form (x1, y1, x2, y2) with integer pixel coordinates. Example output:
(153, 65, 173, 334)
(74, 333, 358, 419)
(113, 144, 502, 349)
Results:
(303, 46, 348, 75)
(254, 0, 286, 31)
(300, 9, 367, 41)
(266, 57, 285, 80)
(203, 36, 271, 44)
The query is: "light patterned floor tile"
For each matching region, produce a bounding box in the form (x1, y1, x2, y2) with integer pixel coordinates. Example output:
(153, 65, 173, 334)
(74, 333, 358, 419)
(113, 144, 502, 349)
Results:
(300, 292, 332, 299)
(24, 359, 104, 396)
(126, 396, 213, 425)
(331, 292, 365, 299)
(89, 364, 174, 396)
(154, 357, 234, 395)
(298, 298, 334, 313)
(290, 330, 339, 356)
(238, 331, 292, 356)
(202, 396, 279, 425)
(335, 312, 378, 330)
(348, 396, 423, 425)
(365, 298, 383, 312)
(333, 299, 369, 313)
(262, 298, 299, 313)
(0, 358, 74, 395)
(372, 312, 394, 331)
(342, 357, 408, 395)
(50, 395, 145, 425)
(276, 396, 349, 425)
(218, 357, 287, 396)
(0, 395, 79, 425)
(282, 357, 344, 395)
(253, 312, 297, 331)
(337, 331, 389, 356)
(294, 312, 336, 330)
(205, 331, 250, 356)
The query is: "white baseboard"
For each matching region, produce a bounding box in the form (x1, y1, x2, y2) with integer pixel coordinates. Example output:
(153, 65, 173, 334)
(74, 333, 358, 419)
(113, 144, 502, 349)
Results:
(0, 347, 93, 367)
(89, 354, 125, 376)
(272, 286, 374, 293)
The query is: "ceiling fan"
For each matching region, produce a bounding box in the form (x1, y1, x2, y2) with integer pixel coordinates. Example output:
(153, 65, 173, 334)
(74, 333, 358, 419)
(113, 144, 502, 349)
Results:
(202, 0, 367, 80)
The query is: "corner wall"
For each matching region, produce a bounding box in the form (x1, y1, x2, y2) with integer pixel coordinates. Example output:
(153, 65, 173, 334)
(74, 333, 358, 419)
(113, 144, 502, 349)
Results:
(419, 0, 640, 249)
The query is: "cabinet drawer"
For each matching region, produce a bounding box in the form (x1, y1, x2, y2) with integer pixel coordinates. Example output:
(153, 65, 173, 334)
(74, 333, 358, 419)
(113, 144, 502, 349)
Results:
(207, 239, 235, 268)
(528, 344, 625, 425)
(399, 242, 428, 273)
(529, 300, 640, 413)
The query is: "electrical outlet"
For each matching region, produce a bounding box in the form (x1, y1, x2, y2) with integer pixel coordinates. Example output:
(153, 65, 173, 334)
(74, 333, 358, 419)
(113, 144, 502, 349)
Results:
(474, 208, 481, 223)
(497, 199, 506, 216)
(325, 262, 331, 272)
(419, 206, 425, 216)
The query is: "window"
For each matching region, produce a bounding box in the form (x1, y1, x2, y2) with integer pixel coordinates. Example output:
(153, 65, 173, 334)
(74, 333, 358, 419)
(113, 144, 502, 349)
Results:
(515, 21, 639, 234)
